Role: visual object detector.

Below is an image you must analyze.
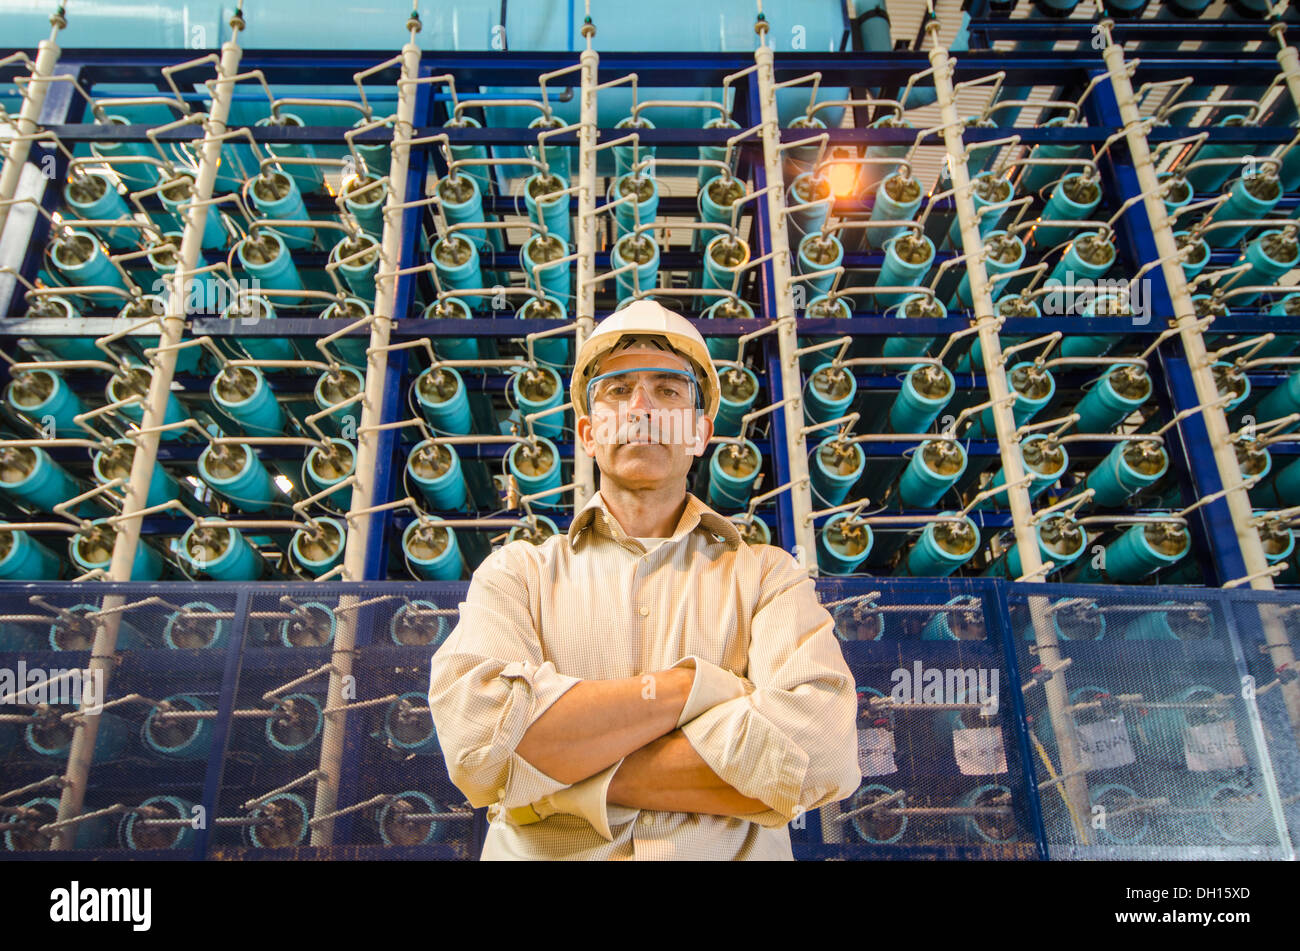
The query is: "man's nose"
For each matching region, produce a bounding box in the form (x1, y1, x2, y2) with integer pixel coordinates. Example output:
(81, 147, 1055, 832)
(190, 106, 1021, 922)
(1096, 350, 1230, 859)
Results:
(626, 380, 655, 412)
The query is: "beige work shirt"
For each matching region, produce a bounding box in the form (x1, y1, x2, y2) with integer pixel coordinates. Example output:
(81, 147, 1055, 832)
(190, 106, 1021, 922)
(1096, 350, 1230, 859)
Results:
(426, 488, 861, 860)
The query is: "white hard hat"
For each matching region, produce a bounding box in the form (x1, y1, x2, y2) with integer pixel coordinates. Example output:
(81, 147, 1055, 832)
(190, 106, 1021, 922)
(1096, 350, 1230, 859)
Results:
(570, 300, 720, 418)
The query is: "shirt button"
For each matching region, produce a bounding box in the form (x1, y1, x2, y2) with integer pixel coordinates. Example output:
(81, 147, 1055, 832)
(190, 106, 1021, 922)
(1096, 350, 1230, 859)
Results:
(640, 813, 653, 826)
(639, 606, 649, 617)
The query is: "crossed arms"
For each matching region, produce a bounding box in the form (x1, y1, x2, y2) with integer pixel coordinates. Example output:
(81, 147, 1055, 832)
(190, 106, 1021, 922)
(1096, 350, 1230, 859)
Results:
(425, 543, 861, 832)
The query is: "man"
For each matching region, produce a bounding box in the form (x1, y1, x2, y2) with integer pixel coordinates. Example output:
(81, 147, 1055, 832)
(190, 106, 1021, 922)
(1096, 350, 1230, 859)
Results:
(426, 300, 860, 860)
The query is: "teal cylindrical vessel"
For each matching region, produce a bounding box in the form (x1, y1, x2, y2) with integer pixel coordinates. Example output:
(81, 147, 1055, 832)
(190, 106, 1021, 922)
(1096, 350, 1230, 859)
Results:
(613, 172, 659, 238)
(107, 365, 186, 440)
(714, 365, 760, 439)
(512, 364, 565, 439)
(249, 169, 314, 250)
(954, 231, 1026, 310)
(415, 365, 473, 435)
(515, 295, 571, 367)
(256, 111, 324, 195)
(71, 519, 162, 580)
(0, 445, 82, 516)
(611, 233, 660, 303)
(817, 512, 873, 575)
(797, 232, 844, 298)
(1256, 455, 1300, 507)
(445, 114, 491, 197)
(437, 173, 489, 253)
(221, 294, 297, 362)
(1254, 367, 1300, 432)
(804, 362, 857, 424)
(330, 233, 381, 301)
(23, 294, 101, 362)
(289, 517, 346, 578)
(1206, 171, 1281, 247)
(698, 174, 747, 246)
(1184, 115, 1253, 193)
(1256, 514, 1296, 567)
(320, 296, 372, 367)
(384, 693, 441, 756)
(1033, 172, 1102, 249)
(702, 234, 749, 306)
(142, 695, 213, 761)
(377, 790, 451, 846)
(949, 172, 1014, 247)
(91, 114, 161, 190)
(1075, 365, 1152, 433)
(810, 436, 865, 507)
(708, 440, 762, 510)
(47, 602, 142, 651)
(390, 599, 451, 647)
(524, 171, 571, 244)
(864, 114, 913, 177)
(279, 603, 336, 648)
(845, 784, 908, 844)
(920, 596, 986, 642)
(704, 296, 754, 362)
(305, 440, 357, 509)
(0, 525, 61, 580)
(245, 793, 311, 848)
(867, 172, 923, 250)
(983, 434, 1069, 505)
(521, 232, 571, 304)
(121, 795, 196, 851)
(899, 439, 968, 508)
(699, 115, 742, 187)
(901, 514, 979, 577)
(116, 294, 204, 374)
(5, 368, 85, 438)
(313, 366, 365, 437)
(1019, 117, 1083, 196)
(159, 174, 227, 249)
(162, 601, 229, 650)
(507, 516, 561, 547)
(1134, 683, 1227, 768)
(1212, 361, 1252, 411)
(64, 169, 134, 250)
(1084, 521, 1190, 582)
(1203, 784, 1269, 846)
(1175, 231, 1211, 282)
(143, 234, 221, 317)
(876, 233, 934, 309)
(532, 113, 574, 180)
(977, 362, 1055, 436)
(403, 518, 463, 580)
(342, 173, 386, 238)
(613, 115, 654, 178)
(265, 694, 324, 756)
(177, 523, 261, 581)
(732, 516, 772, 548)
(1046, 230, 1116, 293)
(882, 293, 945, 360)
(432, 234, 483, 311)
(3, 796, 111, 851)
(509, 437, 563, 510)
(986, 516, 1087, 579)
(210, 365, 284, 438)
(1260, 294, 1300, 358)
(1226, 229, 1298, 306)
(785, 172, 831, 241)
(422, 297, 479, 361)
(93, 438, 178, 511)
(28, 709, 131, 763)
(890, 364, 953, 434)
(48, 229, 130, 308)
(407, 439, 468, 511)
(1085, 784, 1151, 846)
(198, 442, 276, 513)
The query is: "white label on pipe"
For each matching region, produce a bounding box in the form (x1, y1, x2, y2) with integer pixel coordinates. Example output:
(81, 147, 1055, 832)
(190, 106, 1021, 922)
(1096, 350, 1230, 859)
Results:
(1075, 715, 1135, 771)
(953, 726, 1007, 776)
(857, 728, 897, 777)
(1184, 720, 1246, 772)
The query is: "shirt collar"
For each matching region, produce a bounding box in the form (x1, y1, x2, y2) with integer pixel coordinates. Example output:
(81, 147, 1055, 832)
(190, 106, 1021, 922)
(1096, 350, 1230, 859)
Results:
(567, 489, 742, 552)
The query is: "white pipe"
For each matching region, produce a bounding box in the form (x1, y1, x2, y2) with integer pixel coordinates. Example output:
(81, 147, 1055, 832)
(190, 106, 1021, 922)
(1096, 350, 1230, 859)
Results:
(50, 14, 248, 851)
(754, 39, 817, 573)
(573, 38, 599, 507)
(309, 23, 420, 847)
(0, 15, 62, 240)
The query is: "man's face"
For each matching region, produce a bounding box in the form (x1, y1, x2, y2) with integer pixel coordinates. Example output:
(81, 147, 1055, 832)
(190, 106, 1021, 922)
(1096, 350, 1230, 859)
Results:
(576, 345, 713, 491)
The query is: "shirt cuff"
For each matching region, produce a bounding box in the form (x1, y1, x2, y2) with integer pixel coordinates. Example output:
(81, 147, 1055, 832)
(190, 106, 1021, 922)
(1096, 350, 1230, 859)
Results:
(680, 699, 810, 821)
(669, 655, 752, 728)
(496, 660, 583, 807)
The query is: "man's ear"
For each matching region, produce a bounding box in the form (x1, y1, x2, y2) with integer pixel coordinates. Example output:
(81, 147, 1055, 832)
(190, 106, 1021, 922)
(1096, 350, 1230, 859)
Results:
(686, 413, 713, 458)
(576, 414, 596, 458)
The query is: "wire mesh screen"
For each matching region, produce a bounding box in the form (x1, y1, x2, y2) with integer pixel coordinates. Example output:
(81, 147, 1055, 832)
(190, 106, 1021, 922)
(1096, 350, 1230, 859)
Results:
(1008, 584, 1291, 860)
